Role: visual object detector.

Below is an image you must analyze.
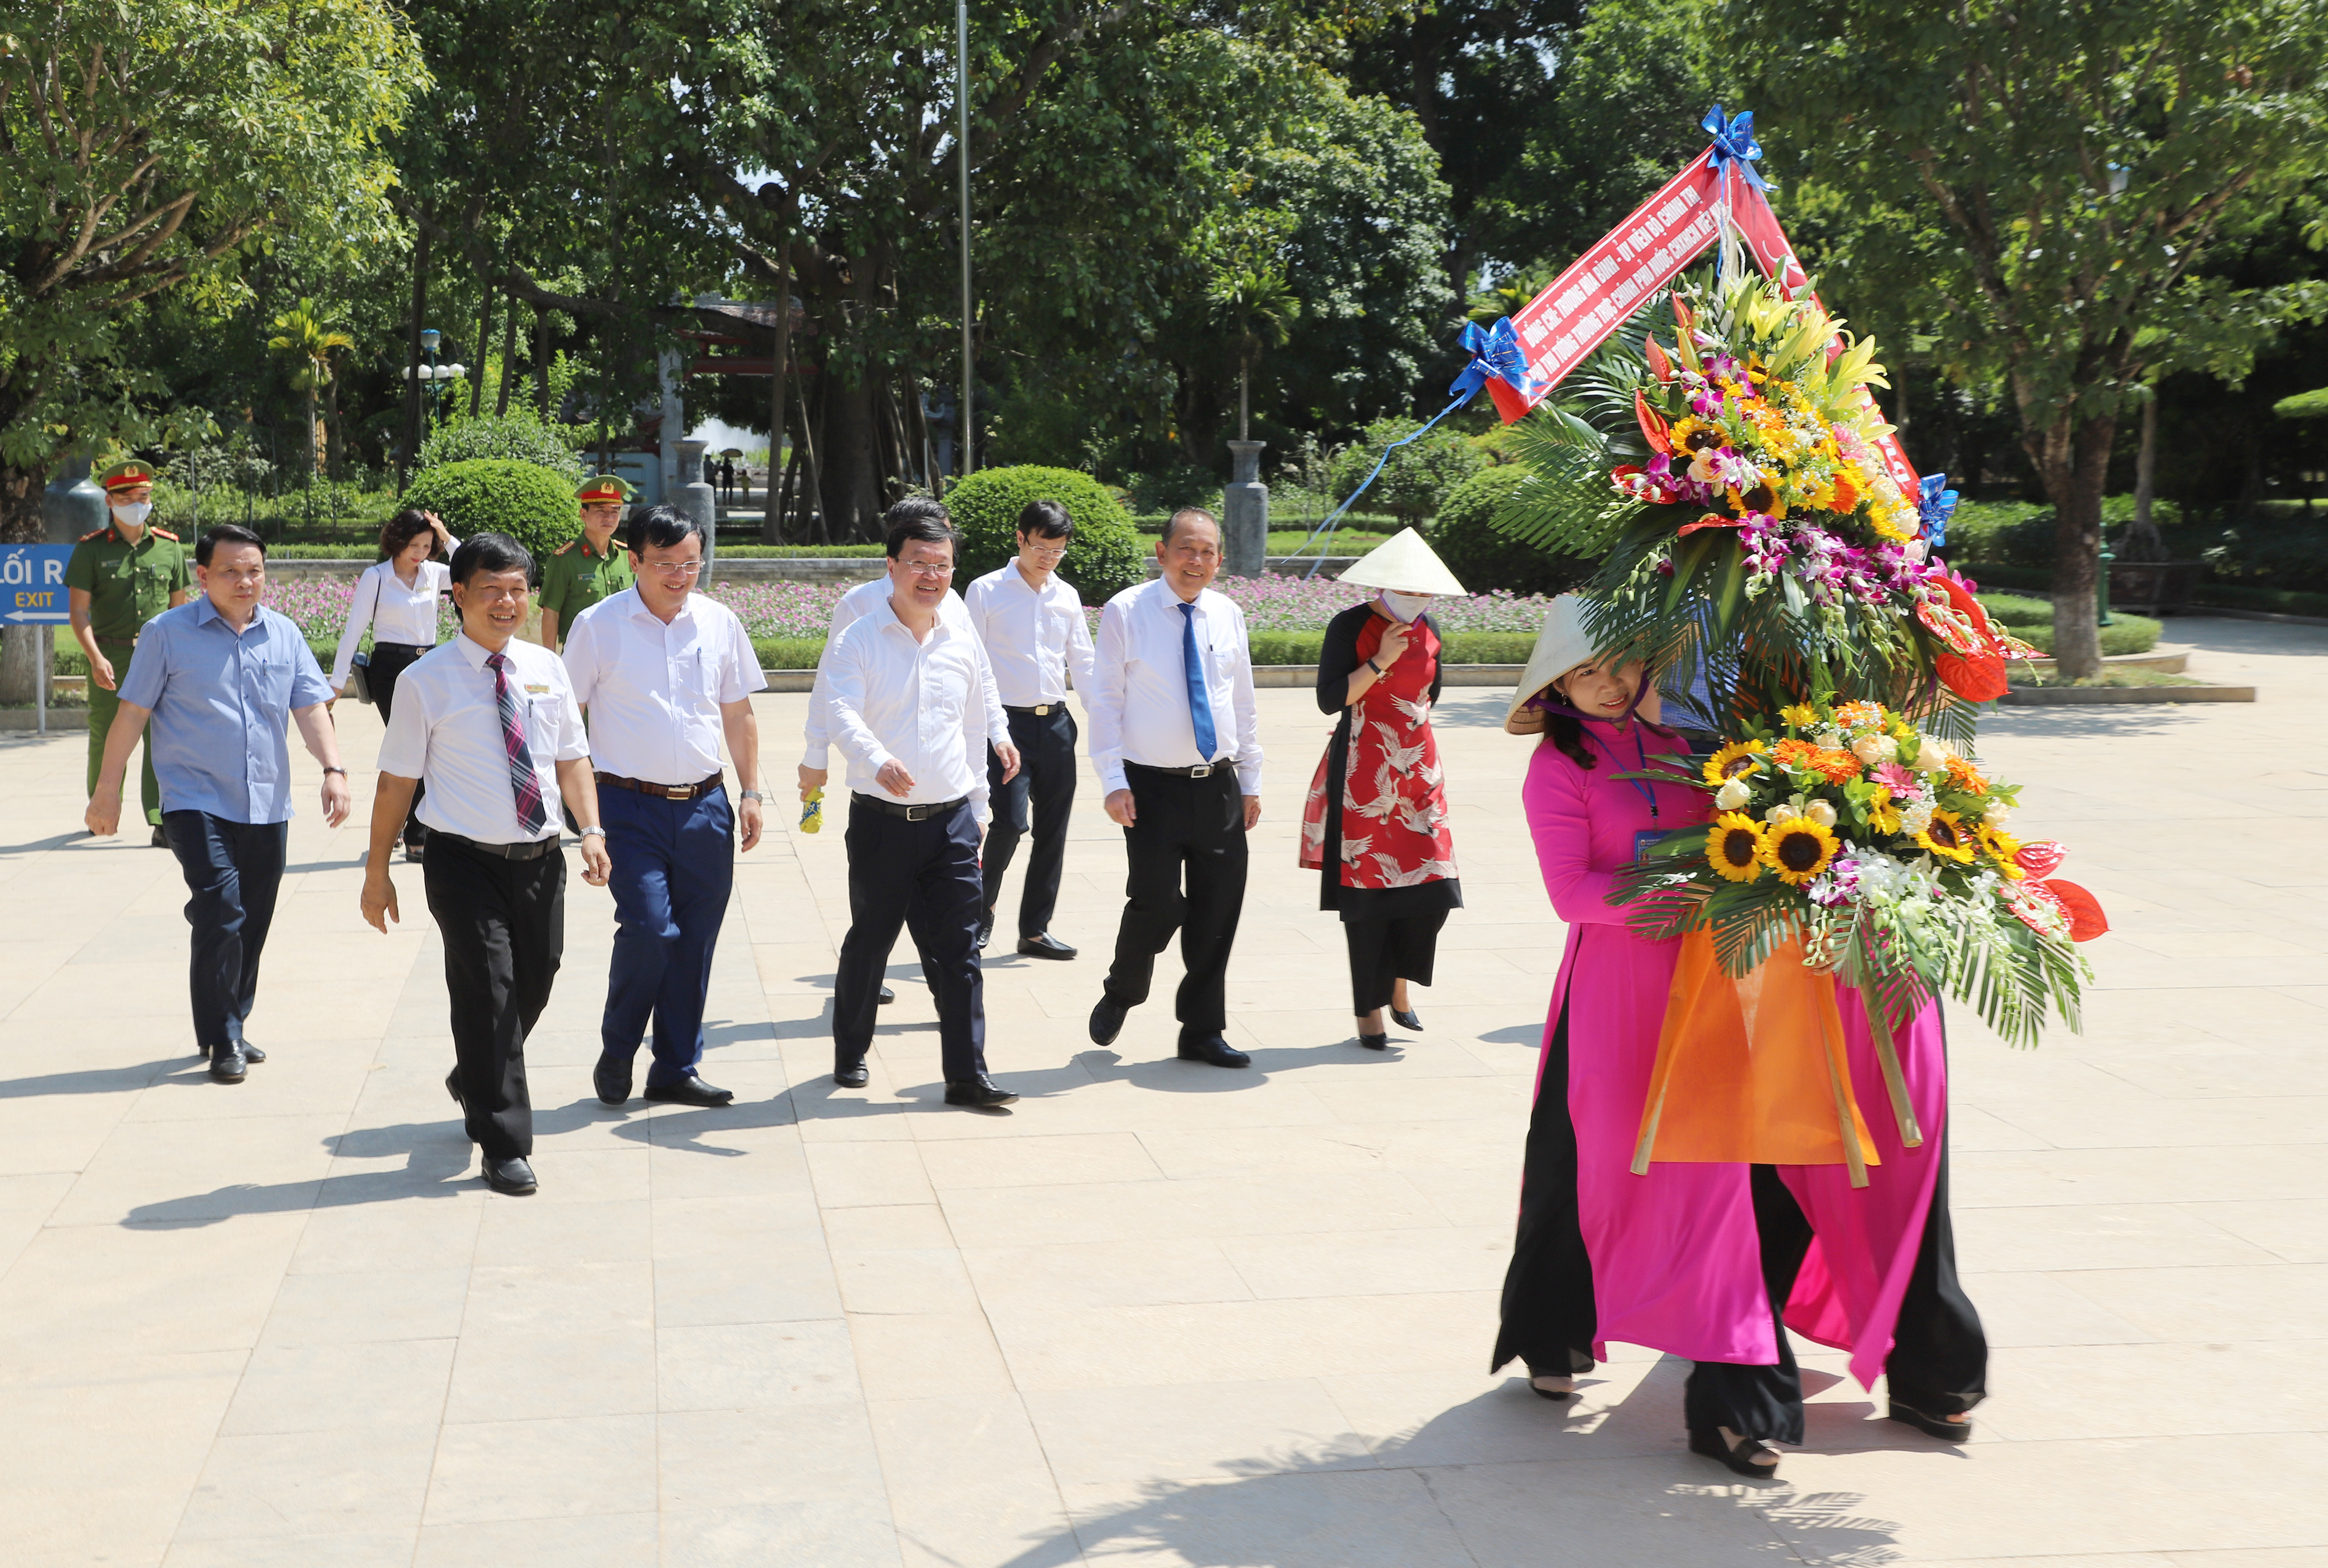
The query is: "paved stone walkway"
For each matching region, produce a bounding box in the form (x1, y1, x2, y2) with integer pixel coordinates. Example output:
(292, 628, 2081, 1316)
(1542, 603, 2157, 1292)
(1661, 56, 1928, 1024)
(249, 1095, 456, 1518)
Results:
(0, 617, 2321, 1566)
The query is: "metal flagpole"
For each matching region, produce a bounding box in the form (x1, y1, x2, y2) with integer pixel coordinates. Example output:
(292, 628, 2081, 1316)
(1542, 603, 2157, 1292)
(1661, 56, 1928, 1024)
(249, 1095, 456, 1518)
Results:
(958, 0, 974, 477)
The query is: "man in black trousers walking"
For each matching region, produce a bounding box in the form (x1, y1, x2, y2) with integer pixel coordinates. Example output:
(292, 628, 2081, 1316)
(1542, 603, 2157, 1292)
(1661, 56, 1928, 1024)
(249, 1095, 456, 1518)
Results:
(823, 509, 1020, 1106)
(361, 533, 609, 1195)
(1084, 508, 1264, 1067)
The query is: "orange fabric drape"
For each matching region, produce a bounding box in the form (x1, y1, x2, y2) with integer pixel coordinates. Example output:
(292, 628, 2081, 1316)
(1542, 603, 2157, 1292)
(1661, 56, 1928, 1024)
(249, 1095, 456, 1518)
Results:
(1633, 930, 1880, 1186)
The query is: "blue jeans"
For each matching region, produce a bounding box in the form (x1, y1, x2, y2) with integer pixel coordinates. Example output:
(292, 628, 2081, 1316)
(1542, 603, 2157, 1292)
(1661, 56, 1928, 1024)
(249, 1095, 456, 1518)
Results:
(599, 783, 735, 1086)
(162, 811, 288, 1051)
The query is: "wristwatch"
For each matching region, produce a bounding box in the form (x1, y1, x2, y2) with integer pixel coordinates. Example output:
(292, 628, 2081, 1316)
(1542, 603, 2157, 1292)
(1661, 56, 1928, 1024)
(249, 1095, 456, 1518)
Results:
(1362, 658, 1382, 676)
(739, 789, 768, 803)
(321, 765, 347, 776)
(579, 825, 606, 839)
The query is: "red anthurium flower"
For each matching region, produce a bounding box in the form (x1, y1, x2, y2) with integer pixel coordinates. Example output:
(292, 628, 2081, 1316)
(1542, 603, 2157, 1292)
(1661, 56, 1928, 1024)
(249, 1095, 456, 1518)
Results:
(2014, 840, 2067, 879)
(1646, 338, 1675, 382)
(1635, 390, 1672, 453)
(2043, 879, 2109, 942)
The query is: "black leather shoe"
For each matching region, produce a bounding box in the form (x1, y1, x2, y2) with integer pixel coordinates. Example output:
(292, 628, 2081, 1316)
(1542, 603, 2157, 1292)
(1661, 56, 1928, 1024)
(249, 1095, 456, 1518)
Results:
(208, 1045, 248, 1084)
(643, 1075, 734, 1107)
(150, 825, 169, 848)
(1357, 1032, 1390, 1051)
(834, 1059, 870, 1088)
(482, 1155, 538, 1195)
(877, 985, 896, 1005)
(445, 1067, 465, 1110)
(592, 1051, 633, 1105)
(1177, 1034, 1251, 1068)
(1392, 1006, 1423, 1031)
(976, 913, 995, 951)
(1017, 932, 1077, 960)
(944, 1074, 1018, 1108)
(196, 1042, 264, 1063)
(1089, 995, 1128, 1047)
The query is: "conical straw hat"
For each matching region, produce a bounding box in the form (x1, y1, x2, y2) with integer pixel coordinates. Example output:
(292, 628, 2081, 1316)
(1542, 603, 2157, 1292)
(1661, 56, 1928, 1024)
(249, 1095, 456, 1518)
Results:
(1337, 527, 1467, 597)
(1504, 594, 1601, 735)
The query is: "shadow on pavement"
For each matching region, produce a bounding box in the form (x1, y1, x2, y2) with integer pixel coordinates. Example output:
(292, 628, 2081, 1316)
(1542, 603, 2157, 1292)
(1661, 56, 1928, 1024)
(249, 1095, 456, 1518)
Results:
(0, 1057, 196, 1098)
(120, 1119, 478, 1225)
(987, 1381, 1905, 1567)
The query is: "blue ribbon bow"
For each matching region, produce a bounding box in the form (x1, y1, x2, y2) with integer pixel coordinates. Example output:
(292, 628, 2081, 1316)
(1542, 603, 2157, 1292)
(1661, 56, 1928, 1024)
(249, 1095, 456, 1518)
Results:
(1918, 473, 1960, 547)
(1450, 317, 1546, 405)
(1702, 104, 1770, 193)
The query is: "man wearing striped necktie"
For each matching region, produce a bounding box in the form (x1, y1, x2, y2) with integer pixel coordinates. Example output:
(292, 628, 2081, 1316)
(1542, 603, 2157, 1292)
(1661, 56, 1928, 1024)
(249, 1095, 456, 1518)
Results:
(361, 533, 609, 1196)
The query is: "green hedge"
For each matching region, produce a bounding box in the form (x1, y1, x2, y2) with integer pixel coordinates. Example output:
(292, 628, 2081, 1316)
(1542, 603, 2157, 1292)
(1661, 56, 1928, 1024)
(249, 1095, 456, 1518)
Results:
(1432, 465, 1589, 598)
(2192, 582, 2328, 616)
(943, 466, 1148, 605)
(1245, 629, 1537, 666)
(402, 459, 578, 569)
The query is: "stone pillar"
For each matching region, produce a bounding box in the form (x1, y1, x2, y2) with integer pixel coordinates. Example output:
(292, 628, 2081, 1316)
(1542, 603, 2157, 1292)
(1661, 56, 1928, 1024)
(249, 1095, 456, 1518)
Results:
(1223, 439, 1268, 577)
(658, 349, 685, 499)
(672, 437, 716, 576)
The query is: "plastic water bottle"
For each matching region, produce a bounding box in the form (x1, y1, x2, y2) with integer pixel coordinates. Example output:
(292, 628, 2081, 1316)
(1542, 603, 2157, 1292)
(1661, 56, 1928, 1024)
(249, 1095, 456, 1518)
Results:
(800, 787, 824, 834)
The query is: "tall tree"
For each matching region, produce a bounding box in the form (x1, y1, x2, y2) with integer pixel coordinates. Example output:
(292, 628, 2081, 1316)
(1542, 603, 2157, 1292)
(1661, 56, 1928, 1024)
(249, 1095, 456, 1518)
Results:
(0, 0, 424, 539)
(1724, 0, 2328, 676)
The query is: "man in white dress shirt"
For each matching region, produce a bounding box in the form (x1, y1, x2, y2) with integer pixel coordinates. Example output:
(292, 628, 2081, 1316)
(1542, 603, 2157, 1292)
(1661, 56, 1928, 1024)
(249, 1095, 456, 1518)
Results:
(799, 495, 996, 1005)
(824, 510, 1022, 1107)
(562, 503, 768, 1111)
(361, 533, 610, 1197)
(1085, 508, 1263, 1069)
(962, 499, 1096, 959)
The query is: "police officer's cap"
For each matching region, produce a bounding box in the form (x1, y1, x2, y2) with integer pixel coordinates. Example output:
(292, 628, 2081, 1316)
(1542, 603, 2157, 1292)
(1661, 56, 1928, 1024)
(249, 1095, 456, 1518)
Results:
(575, 474, 637, 505)
(98, 459, 157, 494)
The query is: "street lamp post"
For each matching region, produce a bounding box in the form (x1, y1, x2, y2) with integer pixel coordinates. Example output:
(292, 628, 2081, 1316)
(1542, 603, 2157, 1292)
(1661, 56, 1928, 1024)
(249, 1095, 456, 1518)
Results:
(422, 328, 443, 425)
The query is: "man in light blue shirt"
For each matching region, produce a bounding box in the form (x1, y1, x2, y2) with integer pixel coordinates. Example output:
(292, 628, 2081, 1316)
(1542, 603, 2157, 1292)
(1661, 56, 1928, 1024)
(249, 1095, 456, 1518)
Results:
(86, 523, 350, 1083)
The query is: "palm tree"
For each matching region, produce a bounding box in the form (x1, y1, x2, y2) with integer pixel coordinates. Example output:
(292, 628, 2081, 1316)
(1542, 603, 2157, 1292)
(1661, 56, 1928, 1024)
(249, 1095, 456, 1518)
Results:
(1206, 261, 1298, 444)
(266, 298, 354, 492)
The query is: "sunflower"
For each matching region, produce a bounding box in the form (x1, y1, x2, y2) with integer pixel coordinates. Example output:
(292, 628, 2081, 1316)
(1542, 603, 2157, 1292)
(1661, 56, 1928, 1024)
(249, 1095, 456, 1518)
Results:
(1667, 416, 1729, 459)
(1914, 808, 1978, 864)
(1702, 739, 1769, 786)
(1708, 814, 1767, 882)
(1977, 821, 2024, 878)
(1867, 793, 1903, 835)
(1760, 817, 1840, 885)
(1727, 479, 1787, 519)
(1779, 703, 1820, 731)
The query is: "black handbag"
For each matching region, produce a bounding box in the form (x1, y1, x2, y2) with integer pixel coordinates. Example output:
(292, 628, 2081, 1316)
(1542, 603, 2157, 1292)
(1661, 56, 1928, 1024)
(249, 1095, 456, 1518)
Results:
(347, 650, 374, 705)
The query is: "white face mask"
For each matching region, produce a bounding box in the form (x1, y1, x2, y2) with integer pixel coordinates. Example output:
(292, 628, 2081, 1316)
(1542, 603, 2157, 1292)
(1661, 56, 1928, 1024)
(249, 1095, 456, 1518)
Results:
(111, 500, 152, 528)
(1380, 590, 1432, 623)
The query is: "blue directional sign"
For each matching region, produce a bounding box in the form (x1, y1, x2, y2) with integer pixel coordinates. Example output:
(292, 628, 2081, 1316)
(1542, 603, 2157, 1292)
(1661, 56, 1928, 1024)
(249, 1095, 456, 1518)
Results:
(1, 544, 73, 626)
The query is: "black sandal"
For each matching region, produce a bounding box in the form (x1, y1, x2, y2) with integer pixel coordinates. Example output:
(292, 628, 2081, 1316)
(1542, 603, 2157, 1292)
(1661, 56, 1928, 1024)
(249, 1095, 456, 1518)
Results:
(1689, 1428, 1782, 1477)
(1528, 1374, 1574, 1401)
(1888, 1401, 1973, 1439)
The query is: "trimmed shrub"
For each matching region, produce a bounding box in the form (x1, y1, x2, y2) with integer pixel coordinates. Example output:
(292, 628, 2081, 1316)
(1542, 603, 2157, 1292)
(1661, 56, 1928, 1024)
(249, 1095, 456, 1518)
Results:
(943, 466, 1148, 605)
(1431, 464, 1591, 598)
(1974, 593, 2052, 629)
(1124, 464, 1222, 517)
(402, 459, 579, 572)
(1244, 629, 1537, 666)
(417, 414, 586, 485)
(1328, 416, 1485, 526)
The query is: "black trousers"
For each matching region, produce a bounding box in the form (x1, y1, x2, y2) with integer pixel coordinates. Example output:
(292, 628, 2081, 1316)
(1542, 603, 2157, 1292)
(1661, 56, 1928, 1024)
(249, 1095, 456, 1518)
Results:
(833, 797, 988, 1082)
(1490, 1005, 1598, 1379)
(1102, 764, 1247, 1035)
(367, 641, 429, 843)
(982, 705, 1077, 939)
(162, 811, 288, 1052)
(424, 836, 565, 1160)
(1344, 910, 1449, 1016)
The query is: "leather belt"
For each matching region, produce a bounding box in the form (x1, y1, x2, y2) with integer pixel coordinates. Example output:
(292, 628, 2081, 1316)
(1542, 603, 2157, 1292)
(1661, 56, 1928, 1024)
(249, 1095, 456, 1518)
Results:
(1126, 759, 1237, 779)
(427, 829, 560, 861)
(1004, 703, 1061, 716)
(851, 792, 967, 821)
(599, 771, 723, 801)
(372, 641, 432, 655)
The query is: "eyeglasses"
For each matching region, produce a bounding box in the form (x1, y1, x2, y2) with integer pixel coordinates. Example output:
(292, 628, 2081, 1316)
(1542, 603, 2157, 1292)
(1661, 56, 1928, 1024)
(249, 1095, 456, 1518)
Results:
(899, 560, 954, 578)
(1020, 541, 1069, 560)
(647, 560, 702, 578)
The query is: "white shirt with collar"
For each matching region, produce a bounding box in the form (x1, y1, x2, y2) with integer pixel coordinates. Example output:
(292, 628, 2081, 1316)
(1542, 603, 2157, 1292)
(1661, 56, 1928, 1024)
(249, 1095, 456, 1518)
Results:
(375, 632, 588, 844)
(560, 586, 766, 786)
(823, 593, 1010, 822)
(802, 576, 988, 769)
(329, 556, 453, 689)
(964, 558, 1096, 709)
(1086, 576, 1263, 797)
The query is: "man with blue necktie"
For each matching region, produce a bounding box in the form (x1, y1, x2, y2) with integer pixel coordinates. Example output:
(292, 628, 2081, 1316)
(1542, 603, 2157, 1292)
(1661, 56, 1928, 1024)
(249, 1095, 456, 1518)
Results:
(1084, 508, 1263, 1067)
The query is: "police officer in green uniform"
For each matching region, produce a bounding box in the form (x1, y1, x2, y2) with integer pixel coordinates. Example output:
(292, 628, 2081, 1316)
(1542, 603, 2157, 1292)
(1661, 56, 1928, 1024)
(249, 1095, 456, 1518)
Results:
(537, 473, 638, 651)
(68, 459, 190, 846)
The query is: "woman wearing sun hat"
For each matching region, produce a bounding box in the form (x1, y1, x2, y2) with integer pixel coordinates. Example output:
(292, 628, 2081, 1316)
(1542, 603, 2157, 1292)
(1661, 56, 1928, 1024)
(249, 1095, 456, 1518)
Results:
(1487, 594, 1794, 1468)
(1300, 529, 1467, 1048)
